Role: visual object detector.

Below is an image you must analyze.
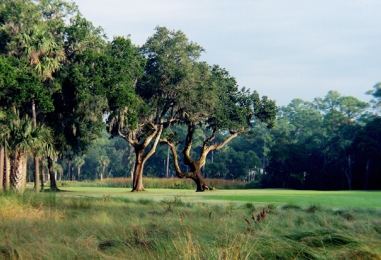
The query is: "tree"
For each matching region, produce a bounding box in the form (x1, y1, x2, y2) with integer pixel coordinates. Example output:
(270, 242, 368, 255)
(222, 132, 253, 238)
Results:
(74, 156, 85, 181)
(106, 27, 203, 191)
(53, 162, 63, 182)
(97, 155, 110, 181)
(1, 0, 77, 192)
(351, 117, 381, 190)
(366, 82, 381, 115)
(5, 117, 52, 193)
(161, 65, 277, 191)
(45, 14, 108, 185)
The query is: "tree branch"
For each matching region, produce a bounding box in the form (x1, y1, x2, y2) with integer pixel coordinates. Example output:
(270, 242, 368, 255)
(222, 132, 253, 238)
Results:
(142, 124, 163, 164)
(161, 138, 194, 179)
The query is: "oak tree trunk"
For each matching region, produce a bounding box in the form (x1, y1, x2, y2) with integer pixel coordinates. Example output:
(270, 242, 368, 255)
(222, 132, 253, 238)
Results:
(190, 169, 210, 192)
(132, 151, 145, 192)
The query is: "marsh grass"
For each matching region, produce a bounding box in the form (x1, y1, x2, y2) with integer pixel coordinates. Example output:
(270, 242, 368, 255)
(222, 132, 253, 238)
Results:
(0, 192, 381, 259)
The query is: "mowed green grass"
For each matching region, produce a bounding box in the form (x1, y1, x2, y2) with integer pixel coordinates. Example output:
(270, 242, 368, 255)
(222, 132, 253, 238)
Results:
(57, 187, 381, 208)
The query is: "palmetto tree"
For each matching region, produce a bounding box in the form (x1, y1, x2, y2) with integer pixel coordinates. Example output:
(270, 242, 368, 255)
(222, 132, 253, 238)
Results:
(6, 117, 52, 193)
(97, 155, 110, 181)
(74, 156, 85, 181)
(53, 163, 63, 181)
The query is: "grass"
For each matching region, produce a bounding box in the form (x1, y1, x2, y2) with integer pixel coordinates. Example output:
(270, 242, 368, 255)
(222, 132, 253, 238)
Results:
(57, 177, 247, 190)
(55, 186, 381, 208)
(1, 188, 381, 259)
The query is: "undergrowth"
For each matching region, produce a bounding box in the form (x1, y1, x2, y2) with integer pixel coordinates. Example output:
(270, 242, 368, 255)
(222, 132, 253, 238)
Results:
(57, 177, 248, 190)
(0, 192, 380, 259)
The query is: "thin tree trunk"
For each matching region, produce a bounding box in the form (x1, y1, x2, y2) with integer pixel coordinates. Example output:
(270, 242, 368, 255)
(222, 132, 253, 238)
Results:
(40, 157, 45, 192)
(347, 155, 352, 190)
(48, 157, 59, 191)
(363, 158, 371, 190)
(166, 146, 170, 178)
(78, 167, 81, 181)
(5, 152, 10, 191)
(32, 99, 40, 192)
(23, 154, 27, 191)
(0, 146, 4, 192)
(68, 160, 72, 180)
(34, 157, 40, 192)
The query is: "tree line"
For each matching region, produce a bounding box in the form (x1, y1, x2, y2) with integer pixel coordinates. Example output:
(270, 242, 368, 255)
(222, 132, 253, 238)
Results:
(74, 88, 381, 191)
(1, 1, 379, 193)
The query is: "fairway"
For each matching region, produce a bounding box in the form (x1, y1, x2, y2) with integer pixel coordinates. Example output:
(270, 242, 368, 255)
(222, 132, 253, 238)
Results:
(57, 187, 381, 208)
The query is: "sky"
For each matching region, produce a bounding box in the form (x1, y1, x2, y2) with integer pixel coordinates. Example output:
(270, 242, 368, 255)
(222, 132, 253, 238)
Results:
(73, 0, 381, 106)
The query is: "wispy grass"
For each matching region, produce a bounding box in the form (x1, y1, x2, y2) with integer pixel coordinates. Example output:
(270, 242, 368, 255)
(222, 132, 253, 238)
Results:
(1, 192, 381, 259)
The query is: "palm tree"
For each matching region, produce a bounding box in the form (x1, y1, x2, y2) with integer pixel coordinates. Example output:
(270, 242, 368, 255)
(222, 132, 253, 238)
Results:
(38, 142, 59, 191)
(97, 156, 110, 181)
(53, 163, 63, 182)
(74, 156, 85, 181)
(6, 117, 52, 193)
(6, 7, 66, 192)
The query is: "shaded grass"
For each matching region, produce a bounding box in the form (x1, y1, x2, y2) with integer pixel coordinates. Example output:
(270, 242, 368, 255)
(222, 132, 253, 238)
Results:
(0, 191, 381, 259)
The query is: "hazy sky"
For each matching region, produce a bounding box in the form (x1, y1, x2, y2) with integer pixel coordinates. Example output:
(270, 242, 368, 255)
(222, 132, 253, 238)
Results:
(73, 0, 381, 106)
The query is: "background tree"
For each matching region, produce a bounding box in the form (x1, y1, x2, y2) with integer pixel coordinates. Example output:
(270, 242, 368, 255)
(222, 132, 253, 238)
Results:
(73, 156, 85, 181)
(97, 155, 110, 181)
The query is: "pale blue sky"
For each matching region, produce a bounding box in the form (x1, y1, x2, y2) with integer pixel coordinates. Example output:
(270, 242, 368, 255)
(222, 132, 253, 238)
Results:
(74, 0, 381, 106)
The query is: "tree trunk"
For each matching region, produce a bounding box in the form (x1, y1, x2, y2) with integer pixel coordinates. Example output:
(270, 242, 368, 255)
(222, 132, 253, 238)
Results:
(40, 157, 45, 192)
(34, 157, 40, 192)
(5, 153, 10, 191)
(132, 151, 145, 192)
(363, 158, 371, 190)
(22, 154, 27, 191)
(11, 152, 26, 193)
(129, 125, 163, 192)
(48, 157, 59, 191)
(0, 146, 4, 192)
(32, 99, 41, 192)
(68, 160, 72, 180)
(166, 146, 170, 178)
(190, 169, 210, 192)
(347, 155, 352, 190)
(77, 167, 81, 181)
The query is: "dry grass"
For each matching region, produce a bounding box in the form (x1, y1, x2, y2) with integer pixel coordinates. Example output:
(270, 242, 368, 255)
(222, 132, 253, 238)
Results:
(60, 177, 247, 190)
(0, 191, 381, 259)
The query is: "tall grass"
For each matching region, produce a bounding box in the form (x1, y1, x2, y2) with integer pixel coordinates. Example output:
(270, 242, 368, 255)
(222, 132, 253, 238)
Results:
(0, 192, 380, 259)
(58, 177, 248, 190)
